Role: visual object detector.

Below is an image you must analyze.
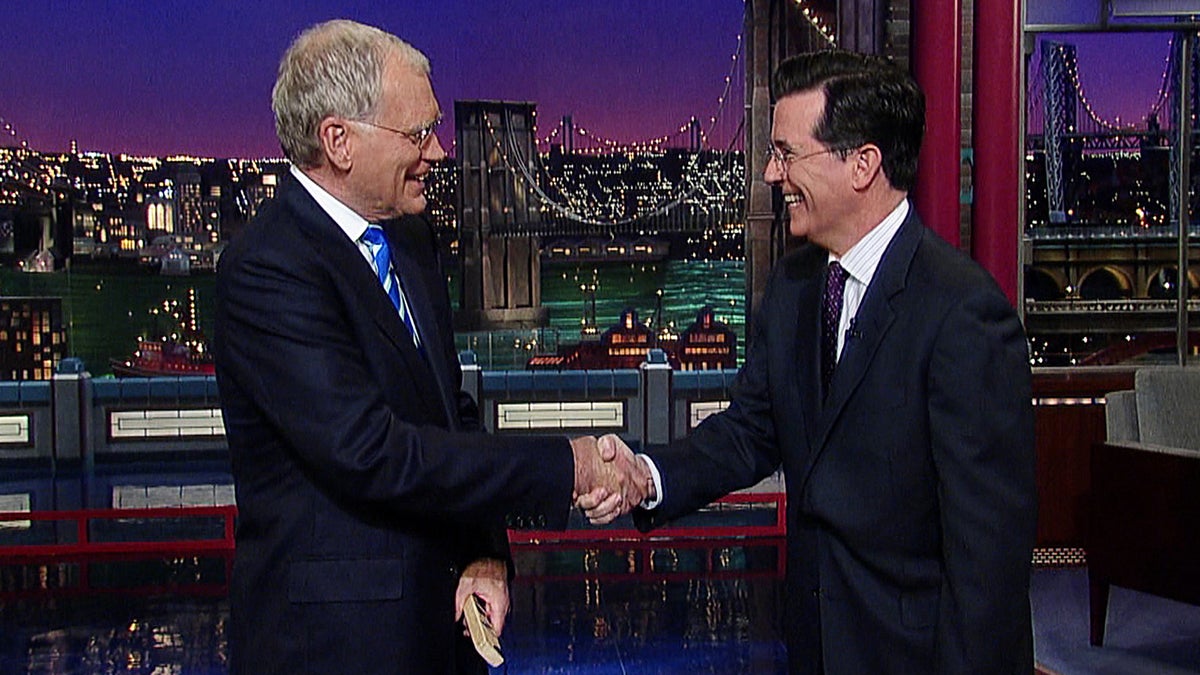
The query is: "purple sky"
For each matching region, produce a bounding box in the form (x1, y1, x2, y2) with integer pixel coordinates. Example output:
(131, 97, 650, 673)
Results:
(1, 1, 744, 158)
(0, 2, 1178, 159)
(1035, 31, 1174, 129)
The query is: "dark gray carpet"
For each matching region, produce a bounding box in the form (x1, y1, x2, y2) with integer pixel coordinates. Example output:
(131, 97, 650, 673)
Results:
(1033, 568, 1200, 674)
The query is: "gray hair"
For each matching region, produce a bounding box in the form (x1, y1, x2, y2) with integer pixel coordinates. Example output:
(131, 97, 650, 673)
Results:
(272, 19, 430, 168)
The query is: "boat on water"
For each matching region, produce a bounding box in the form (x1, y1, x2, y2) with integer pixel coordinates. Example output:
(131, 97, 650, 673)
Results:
(527, 305, 737, 371)
(110, 288, 214, 377)
(109, 337, 214, 377)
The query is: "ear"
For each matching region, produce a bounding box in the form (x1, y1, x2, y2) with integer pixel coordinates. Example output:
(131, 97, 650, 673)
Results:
(317, 117, 353, 171)
(849, 144, 884, 191)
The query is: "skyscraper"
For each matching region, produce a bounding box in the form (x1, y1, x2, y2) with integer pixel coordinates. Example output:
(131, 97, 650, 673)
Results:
(0, 297, 67, 381)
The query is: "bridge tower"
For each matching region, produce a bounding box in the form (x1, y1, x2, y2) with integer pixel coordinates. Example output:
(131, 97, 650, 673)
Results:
(1041, 41, 1080, 223)
(1168, 34, 1200, 227)
(454, 101, 549, 330)
(562, 115, 574, 154)
(744, 0, 847, 328)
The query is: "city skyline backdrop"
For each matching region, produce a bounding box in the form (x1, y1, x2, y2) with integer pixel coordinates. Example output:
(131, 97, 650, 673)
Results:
(0, 2, 1179, 159)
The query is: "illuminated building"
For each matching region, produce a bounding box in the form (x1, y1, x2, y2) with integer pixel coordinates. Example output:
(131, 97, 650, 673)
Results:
(145, 195, 176, 234)
(677, 306, 737, 371)
(174, 168, 203, 236)
(0, 297, 67, 381)
(202, 184, 221, 242)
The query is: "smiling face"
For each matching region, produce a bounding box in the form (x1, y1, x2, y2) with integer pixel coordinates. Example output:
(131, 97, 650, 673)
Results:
(763, 89, 859, 251)
(346, 52, 446, 220)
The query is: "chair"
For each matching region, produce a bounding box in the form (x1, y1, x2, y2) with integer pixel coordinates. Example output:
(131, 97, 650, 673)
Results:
(1090, 367, 1200, 646)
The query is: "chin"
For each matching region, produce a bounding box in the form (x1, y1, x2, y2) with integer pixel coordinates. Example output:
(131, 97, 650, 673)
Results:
(399, 196, 427, 216)
(786, 216, 808, 239)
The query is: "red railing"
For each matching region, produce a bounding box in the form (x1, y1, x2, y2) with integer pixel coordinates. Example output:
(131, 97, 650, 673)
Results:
(0, 505, 236, 560)
(0, 492, 783, 559)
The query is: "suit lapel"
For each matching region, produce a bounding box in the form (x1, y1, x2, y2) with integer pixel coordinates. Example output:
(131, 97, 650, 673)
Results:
(383, 217, 459, 427)
(280, 177, 446, 422)
(791, 270, 824, 442)
(798, 212, 925, 491)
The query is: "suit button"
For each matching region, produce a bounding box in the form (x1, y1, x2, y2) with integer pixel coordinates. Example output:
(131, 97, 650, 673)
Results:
(449, 564, 459, 578)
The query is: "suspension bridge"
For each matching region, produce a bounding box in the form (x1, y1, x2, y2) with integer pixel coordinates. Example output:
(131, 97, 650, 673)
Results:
(1027, 33, 1200, 225)
(460, 29, 749, 239)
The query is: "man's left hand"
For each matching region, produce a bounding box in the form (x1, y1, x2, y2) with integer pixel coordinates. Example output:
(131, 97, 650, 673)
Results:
(454, 558, 510, 636)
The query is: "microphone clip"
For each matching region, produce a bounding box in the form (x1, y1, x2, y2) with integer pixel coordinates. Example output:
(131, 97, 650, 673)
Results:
(846, 318, 862, 341)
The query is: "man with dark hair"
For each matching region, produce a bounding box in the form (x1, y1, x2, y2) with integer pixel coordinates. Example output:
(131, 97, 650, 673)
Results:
(583, 50, 1036, 673)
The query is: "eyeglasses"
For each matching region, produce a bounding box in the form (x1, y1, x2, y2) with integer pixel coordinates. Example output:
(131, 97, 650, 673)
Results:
(353, 116, 442, 151)
(764, 145, 840, 168)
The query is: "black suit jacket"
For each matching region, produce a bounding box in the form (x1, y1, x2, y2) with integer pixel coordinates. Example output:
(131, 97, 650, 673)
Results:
(214, 174, 574, 675)
(636, 210, 1037, 674)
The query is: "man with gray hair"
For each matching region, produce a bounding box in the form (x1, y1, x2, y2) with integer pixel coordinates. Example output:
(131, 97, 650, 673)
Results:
(214, 19, 647, 674)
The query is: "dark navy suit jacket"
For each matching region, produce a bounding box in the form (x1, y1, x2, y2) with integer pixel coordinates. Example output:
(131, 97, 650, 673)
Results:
(214, 174, 574, 674)
(635, 211, 1037, 674)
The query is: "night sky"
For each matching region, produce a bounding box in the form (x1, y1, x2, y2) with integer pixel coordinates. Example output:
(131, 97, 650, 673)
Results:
(0, 1, 1177, 159)
(1, 1, 744, 158)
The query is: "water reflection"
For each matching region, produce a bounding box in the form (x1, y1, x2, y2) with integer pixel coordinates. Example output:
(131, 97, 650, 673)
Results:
(2, 541, 785, 674)
(507, 573, 784, 674)
(4, 590, 229, 675)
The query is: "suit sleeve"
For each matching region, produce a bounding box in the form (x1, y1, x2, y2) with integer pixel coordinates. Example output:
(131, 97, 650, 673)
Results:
(215, 243, 575, 529)
(927, 287, 1037, 673)
(635, 270, 784, 530)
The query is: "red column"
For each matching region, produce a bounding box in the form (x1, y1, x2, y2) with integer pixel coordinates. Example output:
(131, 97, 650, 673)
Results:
(972, 0, 1022, 304)
(912, 0, 962, 248)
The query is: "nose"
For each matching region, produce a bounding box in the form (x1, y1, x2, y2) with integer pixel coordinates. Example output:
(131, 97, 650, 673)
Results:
(424, 133, 448, 162)
(763, 154, 783, 186)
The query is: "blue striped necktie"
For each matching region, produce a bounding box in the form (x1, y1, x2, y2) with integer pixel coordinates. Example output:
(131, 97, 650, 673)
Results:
(361, 224, 422, 351)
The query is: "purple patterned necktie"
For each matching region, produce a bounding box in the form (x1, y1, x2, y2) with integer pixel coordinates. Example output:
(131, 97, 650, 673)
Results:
(821, 261, 848, 396)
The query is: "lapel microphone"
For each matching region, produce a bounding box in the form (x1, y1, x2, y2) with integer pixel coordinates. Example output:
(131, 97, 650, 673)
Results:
(846, 318, 862, 340)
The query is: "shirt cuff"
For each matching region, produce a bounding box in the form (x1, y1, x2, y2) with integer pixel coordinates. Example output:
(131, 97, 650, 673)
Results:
(637, 453, 664, 510)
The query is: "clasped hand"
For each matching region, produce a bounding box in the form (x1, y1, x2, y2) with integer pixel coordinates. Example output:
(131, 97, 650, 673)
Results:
(570, 434, 652, 525)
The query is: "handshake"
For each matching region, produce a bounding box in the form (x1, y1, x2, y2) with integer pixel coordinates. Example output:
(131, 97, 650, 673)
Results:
(570, 434, 656, 525)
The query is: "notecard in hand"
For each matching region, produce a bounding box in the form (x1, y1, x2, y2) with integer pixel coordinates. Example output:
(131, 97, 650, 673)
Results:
(463, 594, 503, 667)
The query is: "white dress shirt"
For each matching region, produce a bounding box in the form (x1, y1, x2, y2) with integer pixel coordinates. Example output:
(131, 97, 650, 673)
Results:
(828, 198, 908, 361)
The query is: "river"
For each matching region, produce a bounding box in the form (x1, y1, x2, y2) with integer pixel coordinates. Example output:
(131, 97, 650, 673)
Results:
(1, 259, 746, 376)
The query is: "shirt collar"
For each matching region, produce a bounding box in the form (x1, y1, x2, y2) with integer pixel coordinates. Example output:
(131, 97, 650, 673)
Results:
(829, 198, 909, 289)
(290, 165, 371, 244)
